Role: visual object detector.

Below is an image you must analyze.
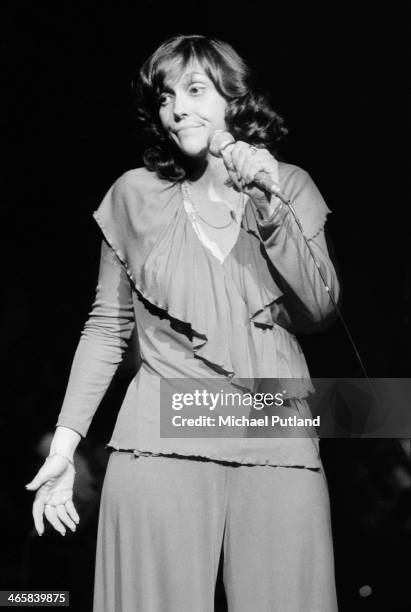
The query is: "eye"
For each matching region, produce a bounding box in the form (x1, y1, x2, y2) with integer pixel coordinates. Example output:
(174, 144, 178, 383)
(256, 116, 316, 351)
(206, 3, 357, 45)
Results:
(188, 83, 206, 95)
(158, 93, 172, 107)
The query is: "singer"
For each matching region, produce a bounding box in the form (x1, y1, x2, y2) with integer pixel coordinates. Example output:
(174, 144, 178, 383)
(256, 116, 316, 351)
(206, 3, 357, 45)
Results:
(26, 35, 340, 611)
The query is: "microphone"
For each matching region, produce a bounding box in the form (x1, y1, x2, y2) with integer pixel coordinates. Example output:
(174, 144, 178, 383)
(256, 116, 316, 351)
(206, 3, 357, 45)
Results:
(209, 130, 280, 196)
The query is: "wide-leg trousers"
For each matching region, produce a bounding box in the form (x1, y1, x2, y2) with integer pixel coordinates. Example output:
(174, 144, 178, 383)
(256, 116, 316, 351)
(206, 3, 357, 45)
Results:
(93, 451, 338, 612)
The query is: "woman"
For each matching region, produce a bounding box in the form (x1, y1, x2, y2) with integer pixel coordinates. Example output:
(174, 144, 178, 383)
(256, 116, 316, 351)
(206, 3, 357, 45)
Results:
(26, 34, 340, 611)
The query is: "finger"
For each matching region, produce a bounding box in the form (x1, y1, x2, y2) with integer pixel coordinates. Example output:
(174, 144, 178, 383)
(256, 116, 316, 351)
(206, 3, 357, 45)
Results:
(226, 168, 243, 192)
(237, 145, 265, 189)
(230, 142, 250, 182)
(25, 460, 66, 491)
(55, 504, 77, 531)
(65, 499, 80, 524)
(243, 161, 259, 187)
(243, 149, 270, 185)
(237, 146, 254, 182)
(44, 505, 66, 536)
(221, 148, 241, 189)
(32, 498, 45, 536)
(220, 144, 246, 192)
(221, 146, 234, 172)
(25, 467, 53, 491)
(247, 152, 279, 190)
(257, 150, 279, 181)
(243, 149, 266, 184)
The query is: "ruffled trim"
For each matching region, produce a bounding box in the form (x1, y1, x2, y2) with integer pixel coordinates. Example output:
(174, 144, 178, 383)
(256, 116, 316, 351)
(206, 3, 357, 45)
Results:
(93, 167, 318, 399)
(306, 212, 330, 242)
(278, 163, 332, 242)
(93, 177, 286, 388)
(105, 442, 321, 469)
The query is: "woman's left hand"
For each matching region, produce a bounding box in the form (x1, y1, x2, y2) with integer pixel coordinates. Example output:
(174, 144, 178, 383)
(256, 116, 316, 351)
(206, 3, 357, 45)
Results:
(220, 141, 280, 207)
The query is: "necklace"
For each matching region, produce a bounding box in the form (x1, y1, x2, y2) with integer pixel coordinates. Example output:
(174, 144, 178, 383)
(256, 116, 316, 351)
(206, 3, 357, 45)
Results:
(182, 181, 242, 230)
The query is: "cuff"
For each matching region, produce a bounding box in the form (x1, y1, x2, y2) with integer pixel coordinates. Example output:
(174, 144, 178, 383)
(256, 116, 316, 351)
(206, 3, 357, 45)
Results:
(256, 200, 289, 240)
(55, 418, 86, 439)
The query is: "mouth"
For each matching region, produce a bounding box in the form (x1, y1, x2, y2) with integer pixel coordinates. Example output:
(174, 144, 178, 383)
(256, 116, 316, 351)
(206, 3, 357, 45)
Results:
(174, 125, 203, 134)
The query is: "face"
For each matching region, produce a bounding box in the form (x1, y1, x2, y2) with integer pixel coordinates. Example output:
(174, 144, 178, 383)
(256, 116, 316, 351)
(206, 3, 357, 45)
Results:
(158, 60, 228, 158)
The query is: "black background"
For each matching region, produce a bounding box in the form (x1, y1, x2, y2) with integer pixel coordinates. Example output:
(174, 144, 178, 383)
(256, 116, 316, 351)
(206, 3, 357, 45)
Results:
(2, 2, 410, 610)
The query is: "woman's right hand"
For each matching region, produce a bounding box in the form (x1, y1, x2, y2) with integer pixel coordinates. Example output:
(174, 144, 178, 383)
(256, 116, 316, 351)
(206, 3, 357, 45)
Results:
(25, 454, 80, 536)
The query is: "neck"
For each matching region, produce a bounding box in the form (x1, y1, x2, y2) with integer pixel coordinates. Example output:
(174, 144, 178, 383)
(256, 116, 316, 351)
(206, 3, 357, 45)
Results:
(185, 154, 243, 216)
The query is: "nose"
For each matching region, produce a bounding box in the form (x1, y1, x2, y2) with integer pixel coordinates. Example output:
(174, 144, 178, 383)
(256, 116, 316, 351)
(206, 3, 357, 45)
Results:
(173, 92, 188, 121)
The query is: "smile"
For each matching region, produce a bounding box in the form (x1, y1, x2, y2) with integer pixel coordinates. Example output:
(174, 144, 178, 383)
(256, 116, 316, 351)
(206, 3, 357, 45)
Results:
(174, 125, 203, 133)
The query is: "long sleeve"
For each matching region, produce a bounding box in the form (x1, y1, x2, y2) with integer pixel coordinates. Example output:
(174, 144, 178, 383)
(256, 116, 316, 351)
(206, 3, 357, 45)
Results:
(256, 168, 340, 332)
(56, 240, 136, 437)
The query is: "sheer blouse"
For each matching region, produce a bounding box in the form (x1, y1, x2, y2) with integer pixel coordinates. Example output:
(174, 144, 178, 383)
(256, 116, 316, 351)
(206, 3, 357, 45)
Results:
(56, 162, 339, 467)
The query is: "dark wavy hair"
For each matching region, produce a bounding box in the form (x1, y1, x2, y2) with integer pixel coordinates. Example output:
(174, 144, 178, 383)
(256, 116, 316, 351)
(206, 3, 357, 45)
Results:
(134, 34, 288, 181)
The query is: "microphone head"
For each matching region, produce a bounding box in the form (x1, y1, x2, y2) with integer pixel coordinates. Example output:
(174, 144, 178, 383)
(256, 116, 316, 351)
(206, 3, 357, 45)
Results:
(209, 130, 235, 157)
